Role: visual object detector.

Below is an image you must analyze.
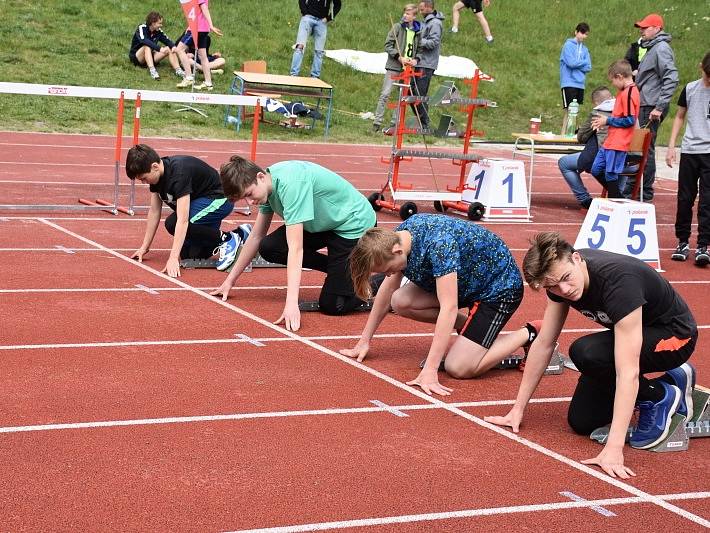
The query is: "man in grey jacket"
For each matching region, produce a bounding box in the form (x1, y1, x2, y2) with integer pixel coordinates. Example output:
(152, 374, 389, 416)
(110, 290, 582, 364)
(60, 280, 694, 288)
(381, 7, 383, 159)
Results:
(625, 13, 679, 201)
(412, 1, 445, 130)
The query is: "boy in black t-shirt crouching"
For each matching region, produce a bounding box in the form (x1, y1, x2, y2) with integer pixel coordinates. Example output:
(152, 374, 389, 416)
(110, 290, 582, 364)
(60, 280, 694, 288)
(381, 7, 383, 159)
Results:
(486, 232, 697, 479)
(126, 144, 250, 277)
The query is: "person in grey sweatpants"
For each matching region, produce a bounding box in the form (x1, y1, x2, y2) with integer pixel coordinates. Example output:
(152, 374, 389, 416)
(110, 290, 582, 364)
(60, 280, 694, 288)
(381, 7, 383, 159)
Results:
(624, 13, 679, 201)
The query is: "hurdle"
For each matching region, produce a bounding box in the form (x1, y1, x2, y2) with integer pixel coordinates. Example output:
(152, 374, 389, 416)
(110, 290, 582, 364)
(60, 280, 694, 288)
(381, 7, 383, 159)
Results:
(0, 82, 262, 214)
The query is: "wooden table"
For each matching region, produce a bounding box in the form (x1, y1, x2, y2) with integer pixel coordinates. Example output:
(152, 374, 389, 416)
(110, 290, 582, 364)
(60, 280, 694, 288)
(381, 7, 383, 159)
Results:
(512, 132, 584, 207)
(226, 72, 334, 137)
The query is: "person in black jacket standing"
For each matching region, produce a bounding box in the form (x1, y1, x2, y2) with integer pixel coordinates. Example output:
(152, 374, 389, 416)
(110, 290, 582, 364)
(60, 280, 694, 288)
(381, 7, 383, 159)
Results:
(289, 0, 342, 79)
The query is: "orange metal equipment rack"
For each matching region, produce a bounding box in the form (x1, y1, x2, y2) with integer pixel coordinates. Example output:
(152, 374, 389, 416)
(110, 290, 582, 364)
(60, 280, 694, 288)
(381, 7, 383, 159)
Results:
(369, 68, 495, 220)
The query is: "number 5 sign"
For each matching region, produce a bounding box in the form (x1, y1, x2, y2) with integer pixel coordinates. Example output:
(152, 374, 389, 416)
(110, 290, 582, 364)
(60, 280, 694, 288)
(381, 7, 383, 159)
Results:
(461, 159, 530, 221)
(574, 198, 661, 270)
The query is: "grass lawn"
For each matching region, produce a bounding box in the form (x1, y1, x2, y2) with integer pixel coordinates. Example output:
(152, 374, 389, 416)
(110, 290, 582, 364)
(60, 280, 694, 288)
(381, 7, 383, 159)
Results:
(1, 0, 708, 145)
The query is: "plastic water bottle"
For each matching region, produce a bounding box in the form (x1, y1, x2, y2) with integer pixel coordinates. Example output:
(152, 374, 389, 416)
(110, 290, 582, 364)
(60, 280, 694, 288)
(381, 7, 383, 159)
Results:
(565, 99, 579, 137)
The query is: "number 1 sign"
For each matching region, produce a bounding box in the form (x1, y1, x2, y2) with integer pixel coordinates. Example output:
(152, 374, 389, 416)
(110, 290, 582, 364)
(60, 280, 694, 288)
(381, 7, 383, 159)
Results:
(574, 198, 661, 270)
(461, 159, 530, 221)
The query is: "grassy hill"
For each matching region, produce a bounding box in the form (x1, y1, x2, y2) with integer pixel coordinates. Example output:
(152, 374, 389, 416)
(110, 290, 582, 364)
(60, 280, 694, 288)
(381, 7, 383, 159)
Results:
(1, 0, 708, 144)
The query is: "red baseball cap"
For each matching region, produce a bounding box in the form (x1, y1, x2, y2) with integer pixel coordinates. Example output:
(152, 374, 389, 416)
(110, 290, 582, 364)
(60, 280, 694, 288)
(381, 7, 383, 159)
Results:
(634, 13, 664, 29)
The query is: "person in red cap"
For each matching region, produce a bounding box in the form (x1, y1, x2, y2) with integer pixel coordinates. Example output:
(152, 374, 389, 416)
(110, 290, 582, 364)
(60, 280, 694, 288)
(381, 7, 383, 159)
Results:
(624, 13, 678, 201)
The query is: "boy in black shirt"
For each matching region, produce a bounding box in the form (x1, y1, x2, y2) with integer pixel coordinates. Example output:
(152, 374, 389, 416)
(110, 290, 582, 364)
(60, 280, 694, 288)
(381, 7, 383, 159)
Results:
(126, 144, 249, 277)
(486, 232, 697, 479)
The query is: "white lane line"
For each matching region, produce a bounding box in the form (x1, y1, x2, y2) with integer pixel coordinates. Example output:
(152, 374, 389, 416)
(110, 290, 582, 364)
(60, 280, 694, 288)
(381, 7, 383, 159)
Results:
(5, 325, 710, 351)
(36, 218, 710, 528)
(559, 491, 616, 517)
(369, 400, 409, 418)
(0, 333, 438, 350)
(53, 245, 75, 254)
(235, 333, 265, 347)
(0, 398, 572, 434)
(134, 284, 159, 295)
(224, 493, 710, 533)
(0, 285, 321, 293)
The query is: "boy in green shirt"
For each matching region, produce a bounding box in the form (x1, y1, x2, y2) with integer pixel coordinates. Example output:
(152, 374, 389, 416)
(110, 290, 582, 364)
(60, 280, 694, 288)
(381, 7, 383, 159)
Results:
(211, 157, 377, 331)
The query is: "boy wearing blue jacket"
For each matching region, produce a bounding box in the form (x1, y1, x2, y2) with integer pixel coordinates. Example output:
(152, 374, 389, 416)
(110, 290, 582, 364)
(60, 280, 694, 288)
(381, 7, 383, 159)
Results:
(560, 22, 592, 132)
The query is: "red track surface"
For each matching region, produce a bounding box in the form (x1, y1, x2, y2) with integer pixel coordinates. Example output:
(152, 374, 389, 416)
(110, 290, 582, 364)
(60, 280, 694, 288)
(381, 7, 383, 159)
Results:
(0, 131, 708, 531)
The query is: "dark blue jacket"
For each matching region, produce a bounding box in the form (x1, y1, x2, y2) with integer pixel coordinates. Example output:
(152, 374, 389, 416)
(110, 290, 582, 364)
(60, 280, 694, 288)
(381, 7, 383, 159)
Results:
(129, 24, 175, 56)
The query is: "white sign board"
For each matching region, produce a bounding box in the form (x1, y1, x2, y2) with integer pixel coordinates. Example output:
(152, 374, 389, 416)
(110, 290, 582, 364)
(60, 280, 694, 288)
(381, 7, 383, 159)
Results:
(574, 198, 660, 270)
(462, 159, 530, 220)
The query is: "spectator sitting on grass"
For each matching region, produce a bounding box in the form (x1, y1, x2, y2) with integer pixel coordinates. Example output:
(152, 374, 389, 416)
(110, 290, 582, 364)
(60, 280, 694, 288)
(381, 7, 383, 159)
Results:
(128, 11, 184, 80)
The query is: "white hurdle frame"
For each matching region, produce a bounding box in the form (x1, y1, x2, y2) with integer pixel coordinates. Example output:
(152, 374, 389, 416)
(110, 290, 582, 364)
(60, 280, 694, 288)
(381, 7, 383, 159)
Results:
(0, 82, 261, 214)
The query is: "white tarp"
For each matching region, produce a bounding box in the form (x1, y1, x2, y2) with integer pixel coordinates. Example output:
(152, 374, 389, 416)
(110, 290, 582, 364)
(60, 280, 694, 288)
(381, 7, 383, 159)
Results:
(325, 49, 490, 79)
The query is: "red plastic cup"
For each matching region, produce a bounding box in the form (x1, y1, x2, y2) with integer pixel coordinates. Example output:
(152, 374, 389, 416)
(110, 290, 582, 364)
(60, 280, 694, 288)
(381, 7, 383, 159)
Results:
(529, 118, 541, 134)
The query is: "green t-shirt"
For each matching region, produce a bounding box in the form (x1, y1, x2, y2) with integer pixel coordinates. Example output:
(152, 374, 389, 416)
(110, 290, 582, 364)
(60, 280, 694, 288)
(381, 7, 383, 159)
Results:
(259, 161, 376, 239)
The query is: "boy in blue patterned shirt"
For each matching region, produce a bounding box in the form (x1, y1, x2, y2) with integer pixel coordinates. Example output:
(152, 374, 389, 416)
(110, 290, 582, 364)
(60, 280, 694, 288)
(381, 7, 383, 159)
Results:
(341, 214, 535, 396)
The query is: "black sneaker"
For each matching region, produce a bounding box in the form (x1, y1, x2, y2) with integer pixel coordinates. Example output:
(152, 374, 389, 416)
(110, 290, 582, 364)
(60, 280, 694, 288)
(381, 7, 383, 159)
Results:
(695, 246, 710, 267)
(579, 198, 593, 210)
(372, 123, 381, 133)
(671, 242, 690, 262)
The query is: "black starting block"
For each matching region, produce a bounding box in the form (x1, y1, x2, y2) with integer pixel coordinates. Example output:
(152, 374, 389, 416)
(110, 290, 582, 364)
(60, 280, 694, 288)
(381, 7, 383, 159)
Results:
(298, 300, 373, 312)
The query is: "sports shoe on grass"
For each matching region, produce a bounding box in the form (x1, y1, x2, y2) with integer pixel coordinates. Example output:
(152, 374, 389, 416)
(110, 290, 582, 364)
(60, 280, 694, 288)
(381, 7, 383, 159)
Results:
(215, 232, 240, 271)
(194, 82, 214, 91)
(629, 380, 681, 449)
(176, 76, 194, 88)
(149, 68, 160, 80)
(661, 363, 696, 419)
(671, 242, 690, 261)
(175, 67, 186, 78)
(694, 246, 709, 267)
(211, 69, 224, 75)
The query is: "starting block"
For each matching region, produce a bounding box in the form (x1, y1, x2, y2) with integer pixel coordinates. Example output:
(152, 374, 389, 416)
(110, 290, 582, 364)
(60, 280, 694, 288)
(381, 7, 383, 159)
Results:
(687, 386, 710, 438)
(251, 253, 285, 268)
(298, 300, 374, 312)
(179, 258, 218, 269)
(590, 385, 710, 452)
(494, 343, 565, 375)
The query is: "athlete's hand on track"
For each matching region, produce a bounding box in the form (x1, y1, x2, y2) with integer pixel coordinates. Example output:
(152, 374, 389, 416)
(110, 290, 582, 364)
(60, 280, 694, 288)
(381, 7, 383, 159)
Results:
(485, 408, 523, 433)
(209, 280, 234, 301)
(131, 247, 149, 262)
(407, 369, 453, 396)
(340, 340, 370, 362)
(162, 257, 181, 278)
(274, 302, 301, 331)
(582, 448, 636, 479)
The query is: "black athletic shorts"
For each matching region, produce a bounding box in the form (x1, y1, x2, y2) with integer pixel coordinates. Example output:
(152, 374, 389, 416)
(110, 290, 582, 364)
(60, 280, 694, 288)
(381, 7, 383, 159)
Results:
(561, 87, 585, 108)
(458, 286, 523, 349)
(463, 0, 484, 13)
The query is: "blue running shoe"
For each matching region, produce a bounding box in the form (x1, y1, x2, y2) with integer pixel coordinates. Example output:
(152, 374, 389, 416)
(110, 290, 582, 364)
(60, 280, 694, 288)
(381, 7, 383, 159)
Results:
(215, 232, 240, 271)
(236, 223, 252, 243)
(661, 363, 695, 419)
(630, 380, 681, 449)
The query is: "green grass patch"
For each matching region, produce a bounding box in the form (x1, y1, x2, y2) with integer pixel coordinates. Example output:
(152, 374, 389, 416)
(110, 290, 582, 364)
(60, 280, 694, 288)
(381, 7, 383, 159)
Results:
(1, 0, 708, 145)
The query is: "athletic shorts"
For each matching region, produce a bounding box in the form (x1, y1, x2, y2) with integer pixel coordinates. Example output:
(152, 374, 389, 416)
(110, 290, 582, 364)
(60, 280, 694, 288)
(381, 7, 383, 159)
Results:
(180, 30, 210, 50)
(561, 87, 585, 108)
(458, 286, 523, 349)
(463, 0, 484, 13)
